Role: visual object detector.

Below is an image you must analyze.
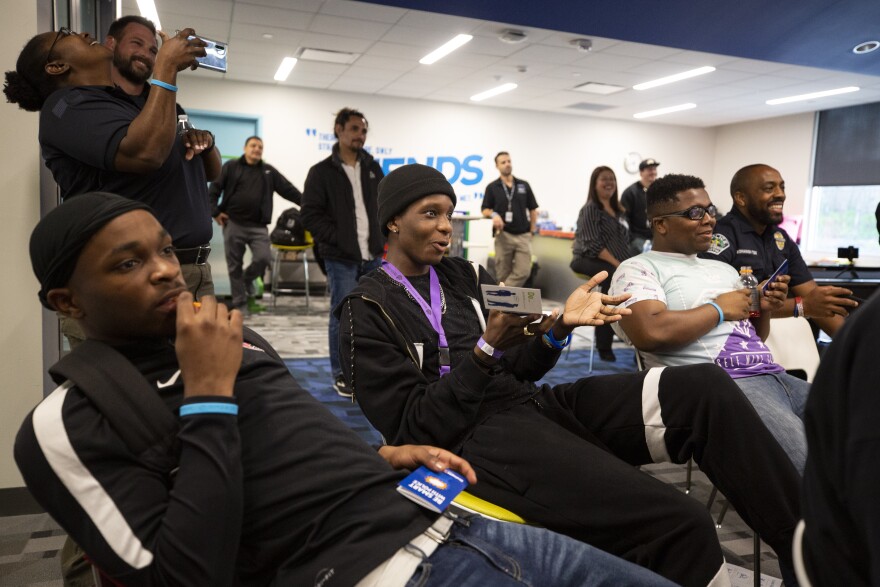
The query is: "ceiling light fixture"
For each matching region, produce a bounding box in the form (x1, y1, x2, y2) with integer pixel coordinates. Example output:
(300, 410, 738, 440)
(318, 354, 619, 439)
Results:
(274, 57, 298, 82)
(633, 66, 716, 91)
(135, 0, 162, 31)
(853, 41, 880, 54)
(471, 82, 518, 102)
(420, 34, 473, 65)
(766, 86, 859, 105)
(633, 103, 697, 119)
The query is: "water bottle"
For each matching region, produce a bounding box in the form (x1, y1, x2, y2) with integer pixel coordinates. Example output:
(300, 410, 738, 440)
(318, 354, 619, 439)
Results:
(177, 114, 193, 136)
(739, 266, 761, 318)
(642, 239, 652, 253)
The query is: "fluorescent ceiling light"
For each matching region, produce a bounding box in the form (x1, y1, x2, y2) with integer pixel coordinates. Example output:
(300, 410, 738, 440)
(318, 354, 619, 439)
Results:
(136, 0, 161, 31)
(274, 57, 298, 81)
(766, 86, 860, 105)
(470, 83, 518, 102)
(633, 103, 697, 119)
(420, 34, 473, 65)
(633, 66, 716, 91)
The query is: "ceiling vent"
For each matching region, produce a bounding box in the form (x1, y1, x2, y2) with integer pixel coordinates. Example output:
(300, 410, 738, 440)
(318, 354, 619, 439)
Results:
(499, 29, 528, 44)
(298, 48, 360, 65)
(569, 38, 593, 53)
(572, 81, 626, 95)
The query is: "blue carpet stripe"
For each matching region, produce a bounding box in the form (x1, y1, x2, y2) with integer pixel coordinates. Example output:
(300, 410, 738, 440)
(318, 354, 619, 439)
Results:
(284, 349, 637, 445)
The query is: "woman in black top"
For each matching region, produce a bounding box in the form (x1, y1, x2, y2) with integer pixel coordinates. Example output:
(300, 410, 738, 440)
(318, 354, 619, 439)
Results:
(570, 166, 634, 361)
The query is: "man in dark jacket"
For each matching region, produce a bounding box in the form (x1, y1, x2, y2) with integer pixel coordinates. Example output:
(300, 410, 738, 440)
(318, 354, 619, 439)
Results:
(209, 136, 301, 314)
(301, 108, 385, 396)
(16, 192, 672, 587)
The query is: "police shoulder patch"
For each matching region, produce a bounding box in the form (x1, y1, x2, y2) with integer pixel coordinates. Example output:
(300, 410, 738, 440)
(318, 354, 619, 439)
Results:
(773, 231, 785, 251)
(706, 233, 730, 255)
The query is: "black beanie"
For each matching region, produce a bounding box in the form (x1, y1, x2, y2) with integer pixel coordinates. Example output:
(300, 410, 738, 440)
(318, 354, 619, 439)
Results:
(377, 164, 457, 235)
(30, 192, 152, 309)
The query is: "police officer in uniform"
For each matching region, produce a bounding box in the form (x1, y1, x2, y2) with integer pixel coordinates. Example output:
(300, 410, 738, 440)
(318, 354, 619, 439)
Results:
(700, 163, 857, 336)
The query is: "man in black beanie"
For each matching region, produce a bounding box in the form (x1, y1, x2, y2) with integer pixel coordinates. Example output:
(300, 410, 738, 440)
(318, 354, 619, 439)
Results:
(340, 163, 804, 587)
(17, 192, 673, 586)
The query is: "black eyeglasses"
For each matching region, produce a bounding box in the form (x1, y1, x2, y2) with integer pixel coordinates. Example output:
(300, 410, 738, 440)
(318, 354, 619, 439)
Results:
(46, 27, 74, 65)
(653, 204, 717, 222)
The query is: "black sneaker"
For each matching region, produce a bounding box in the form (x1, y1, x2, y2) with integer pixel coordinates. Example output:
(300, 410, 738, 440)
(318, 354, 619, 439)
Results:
(334, 375, 353, 398)
(598, 349, 617, 362)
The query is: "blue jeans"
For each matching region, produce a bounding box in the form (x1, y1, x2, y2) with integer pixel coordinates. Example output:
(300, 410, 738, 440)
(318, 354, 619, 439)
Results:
(734, 372, 809, 474)
(326, 256, 383, 377)
(410, 517, 674, 587)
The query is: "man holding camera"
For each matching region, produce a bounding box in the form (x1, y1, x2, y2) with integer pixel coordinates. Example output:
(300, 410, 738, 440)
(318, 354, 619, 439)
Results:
(700, 164, 856, 336)
(102, 15, 222, 297)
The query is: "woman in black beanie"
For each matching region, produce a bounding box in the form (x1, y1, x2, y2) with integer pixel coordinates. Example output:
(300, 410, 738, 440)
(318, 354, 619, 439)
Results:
(339, 163, 803, 587)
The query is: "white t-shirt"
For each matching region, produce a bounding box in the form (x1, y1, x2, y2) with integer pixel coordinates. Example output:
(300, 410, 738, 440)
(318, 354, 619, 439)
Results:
(342, 161, 372, 261)
(610, 251, 783, 379)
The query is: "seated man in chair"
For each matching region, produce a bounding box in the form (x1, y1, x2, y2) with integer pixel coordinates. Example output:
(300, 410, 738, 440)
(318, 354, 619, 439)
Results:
(610, 173, 809, 474)
(341, 164, 803, 587)
(16, 192, 672, 586)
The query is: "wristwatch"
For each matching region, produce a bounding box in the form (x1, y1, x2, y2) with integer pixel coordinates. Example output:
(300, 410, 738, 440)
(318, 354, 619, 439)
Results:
(477, 336, 504, 359)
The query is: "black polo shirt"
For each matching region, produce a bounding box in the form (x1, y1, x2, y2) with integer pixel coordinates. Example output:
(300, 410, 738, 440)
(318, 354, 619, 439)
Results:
(620, 180, 651, 241)
(39, 85, 212, 248)
(481, 177, 538, 235)
(698, 207, 812, 287)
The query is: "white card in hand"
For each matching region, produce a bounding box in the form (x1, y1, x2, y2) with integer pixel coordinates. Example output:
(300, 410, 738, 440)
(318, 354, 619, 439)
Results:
(480, 284, 543, 314)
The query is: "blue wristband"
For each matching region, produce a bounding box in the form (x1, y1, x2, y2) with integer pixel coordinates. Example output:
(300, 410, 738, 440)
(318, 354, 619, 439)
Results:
(543, 329, 573, 350)
(149, 78, 178, 92)
(706, 301, 724, 327)
(179, 402, 238, 417)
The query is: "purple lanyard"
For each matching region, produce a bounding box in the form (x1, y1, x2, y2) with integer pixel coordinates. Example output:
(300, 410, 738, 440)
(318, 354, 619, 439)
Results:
(382, 261, 451, 377)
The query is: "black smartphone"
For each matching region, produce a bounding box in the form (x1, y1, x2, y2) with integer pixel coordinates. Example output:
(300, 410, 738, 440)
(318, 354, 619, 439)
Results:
(187, 35, 228, 73)
(761, 259, 789, 294)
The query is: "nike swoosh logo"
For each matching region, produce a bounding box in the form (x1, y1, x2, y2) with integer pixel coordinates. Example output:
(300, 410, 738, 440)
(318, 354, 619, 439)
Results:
(157, 370, 182, 388)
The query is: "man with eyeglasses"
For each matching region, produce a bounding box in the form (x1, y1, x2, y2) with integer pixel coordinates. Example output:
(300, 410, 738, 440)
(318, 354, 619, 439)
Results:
(609, 174, 810, 475)
(699, 164, 856, 337)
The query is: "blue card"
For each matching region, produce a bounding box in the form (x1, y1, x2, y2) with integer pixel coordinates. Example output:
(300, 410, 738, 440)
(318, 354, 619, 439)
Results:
(397, 466, 469, 513)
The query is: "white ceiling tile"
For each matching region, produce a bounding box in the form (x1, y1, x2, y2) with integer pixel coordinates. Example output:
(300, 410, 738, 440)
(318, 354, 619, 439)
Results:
(353, 54, 417, 71)
(396, 10, 484, 32)
(319, 0, 406, 24)
(366, 41, 426, 58)
(344, 65, 406, 82)
(504, 44, 584, 65)
(230, 22, 307, 45)
(572, 52, 649, 72)
(309, 13, 392, 40)
(239, 0, 322, 11)
(232, 3, 314, 30)
(299, 32, 374, 53)
(328, 77, 388, 93)
(603, 41, 683, 60)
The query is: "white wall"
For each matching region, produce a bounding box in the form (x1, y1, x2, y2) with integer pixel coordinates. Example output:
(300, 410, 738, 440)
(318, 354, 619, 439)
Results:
(1, 2, 42, 489)
(712, 112, 816, 216)
(179, 76, 717, 231)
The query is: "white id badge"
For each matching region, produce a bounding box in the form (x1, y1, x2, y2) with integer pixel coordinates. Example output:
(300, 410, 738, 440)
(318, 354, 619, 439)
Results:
(504, 211, 513, 223)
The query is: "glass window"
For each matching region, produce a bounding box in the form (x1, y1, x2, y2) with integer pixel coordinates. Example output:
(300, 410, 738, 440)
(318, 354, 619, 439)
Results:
(802, 185, 880, 259)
